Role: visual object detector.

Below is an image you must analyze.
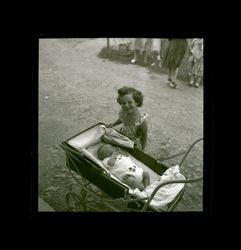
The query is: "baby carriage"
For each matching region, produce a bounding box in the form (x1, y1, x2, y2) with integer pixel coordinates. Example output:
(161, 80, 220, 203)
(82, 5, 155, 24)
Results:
(60, 123, 203, 212)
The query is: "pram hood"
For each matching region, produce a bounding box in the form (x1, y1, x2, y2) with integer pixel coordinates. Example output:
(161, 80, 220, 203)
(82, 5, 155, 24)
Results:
(67, 124, 134, 150)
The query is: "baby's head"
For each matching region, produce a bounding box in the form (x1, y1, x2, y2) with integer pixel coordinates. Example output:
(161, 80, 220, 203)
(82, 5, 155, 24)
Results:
(97, 144, 116, 160)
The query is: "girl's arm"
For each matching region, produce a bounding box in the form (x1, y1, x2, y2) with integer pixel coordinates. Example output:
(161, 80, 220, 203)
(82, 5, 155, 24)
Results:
(139, 120, 148, 150)
(106, 118, 122, 128)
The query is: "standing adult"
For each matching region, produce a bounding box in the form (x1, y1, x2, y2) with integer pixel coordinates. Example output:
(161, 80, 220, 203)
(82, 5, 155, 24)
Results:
(162, 39, 191, 88)
(144, 39, 162, 67)
(131, 38, 147, 64)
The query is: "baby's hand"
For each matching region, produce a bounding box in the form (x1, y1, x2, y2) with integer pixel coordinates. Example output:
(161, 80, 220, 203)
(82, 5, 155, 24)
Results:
(123, 175, 145, 191)
(108, 148, 120, 166)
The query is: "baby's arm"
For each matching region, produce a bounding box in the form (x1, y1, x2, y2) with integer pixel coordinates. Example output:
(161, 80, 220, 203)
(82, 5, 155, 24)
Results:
(107, 149, 120, 167)
(123, 171, 150, 191)
(139, 120, 148, 150)
(123, 175, 145, 191)
(143, 171, 150, 187)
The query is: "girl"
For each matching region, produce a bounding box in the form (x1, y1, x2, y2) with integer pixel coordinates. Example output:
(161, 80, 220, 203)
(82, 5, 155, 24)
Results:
(107, 87, 148, 150)
(189, 38, 203, 88)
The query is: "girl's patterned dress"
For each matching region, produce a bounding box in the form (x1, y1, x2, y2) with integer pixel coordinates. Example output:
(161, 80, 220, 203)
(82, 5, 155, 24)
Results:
(118, 110, 148, 150)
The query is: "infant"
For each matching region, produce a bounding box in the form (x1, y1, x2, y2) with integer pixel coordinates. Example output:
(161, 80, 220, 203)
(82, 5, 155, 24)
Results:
(97, 144, 150, 191)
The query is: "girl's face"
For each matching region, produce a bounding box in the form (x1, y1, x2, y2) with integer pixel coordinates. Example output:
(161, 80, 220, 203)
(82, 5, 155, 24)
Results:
(120, 94, 138, 114)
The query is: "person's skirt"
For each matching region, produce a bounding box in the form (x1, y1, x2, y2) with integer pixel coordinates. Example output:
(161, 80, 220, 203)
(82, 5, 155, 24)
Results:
(133, 38, 147, 51)
(145, 39, 161, 56)
(162, 39, 187, 70)
(144, 39, 153, 56)
(152, 39, 161, 53)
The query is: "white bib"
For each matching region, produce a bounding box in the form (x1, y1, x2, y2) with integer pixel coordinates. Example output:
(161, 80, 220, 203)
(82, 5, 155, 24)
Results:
(103, 155, 144, 183)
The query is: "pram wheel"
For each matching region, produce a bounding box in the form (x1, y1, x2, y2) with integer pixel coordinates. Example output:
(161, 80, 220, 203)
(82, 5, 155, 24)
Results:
(65, 192, 86, 212)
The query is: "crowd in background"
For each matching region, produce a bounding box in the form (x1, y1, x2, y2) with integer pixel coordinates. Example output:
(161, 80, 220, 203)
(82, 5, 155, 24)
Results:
(111, 38, 203, 88)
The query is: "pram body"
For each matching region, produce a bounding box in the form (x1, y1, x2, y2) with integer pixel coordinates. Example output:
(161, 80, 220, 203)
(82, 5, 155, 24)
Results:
(60, 123, 203, 212)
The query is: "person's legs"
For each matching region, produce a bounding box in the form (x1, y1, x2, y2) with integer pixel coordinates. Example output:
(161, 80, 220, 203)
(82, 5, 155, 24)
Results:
(143, 51, 148, 64)
(194, 76, 201, 87)
(168, 67, 179, 88)
(168, 69, 172, 82)
(173, 67, 179, 83)
(131, 50, 138, 63)
(151, 51, 159, 67)
(159, 55, 162, 67)
(189, 74, 195, 86)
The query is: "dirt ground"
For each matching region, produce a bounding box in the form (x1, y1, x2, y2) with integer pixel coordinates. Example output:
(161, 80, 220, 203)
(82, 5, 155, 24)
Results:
(38, 38, 203, 211)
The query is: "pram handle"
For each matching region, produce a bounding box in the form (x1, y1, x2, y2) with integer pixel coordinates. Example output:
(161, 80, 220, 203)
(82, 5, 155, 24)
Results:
(179, 137, 203, 167)
(142, 176, 203, 211)
(157, 138, 203, 166)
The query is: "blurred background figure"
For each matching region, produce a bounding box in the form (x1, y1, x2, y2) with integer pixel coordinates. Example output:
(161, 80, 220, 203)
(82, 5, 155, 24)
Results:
(143, 39, 162, 68)
(161, 39, 191, 89)
(131, 38, 147, 64)
(188, 38, 203, 88)
(159, 39, 169, 66)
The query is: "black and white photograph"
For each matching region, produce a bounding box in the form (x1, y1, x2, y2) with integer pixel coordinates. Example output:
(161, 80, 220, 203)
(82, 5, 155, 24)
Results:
(38, 37, 203, 212)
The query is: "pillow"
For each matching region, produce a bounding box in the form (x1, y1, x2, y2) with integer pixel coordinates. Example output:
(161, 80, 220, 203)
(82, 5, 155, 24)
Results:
(68, 124, 106, 149)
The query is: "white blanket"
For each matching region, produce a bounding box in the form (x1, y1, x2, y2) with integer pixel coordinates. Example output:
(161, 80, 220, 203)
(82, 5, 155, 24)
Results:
(133, 165, 185, 209)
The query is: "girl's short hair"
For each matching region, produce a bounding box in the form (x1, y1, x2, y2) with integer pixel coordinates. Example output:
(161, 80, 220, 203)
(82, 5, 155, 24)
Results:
(117, 86, 144, 107)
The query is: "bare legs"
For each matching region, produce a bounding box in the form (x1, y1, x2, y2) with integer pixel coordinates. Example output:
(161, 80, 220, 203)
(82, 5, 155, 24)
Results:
(143, 51, 148, 64)
(132, 50, 155, 65)
(189, 74, 194, 85)
(151, 52, 160, 67)
(131, 50, 138, 63)
(131, 50, 146, 64)
(194, 76, 201, 87)
(168, 67, 179, 88)
(189, 74, 201, 88)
